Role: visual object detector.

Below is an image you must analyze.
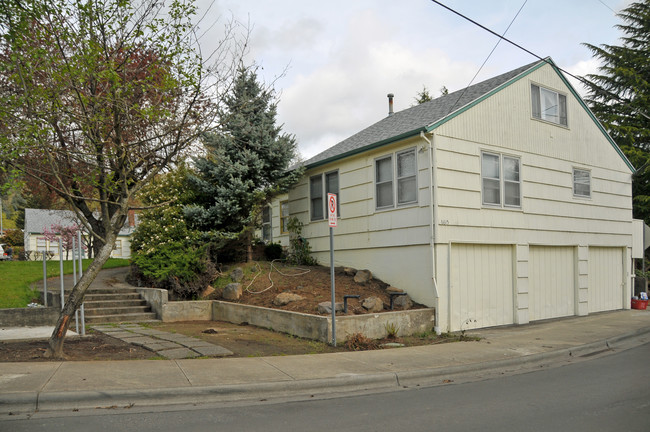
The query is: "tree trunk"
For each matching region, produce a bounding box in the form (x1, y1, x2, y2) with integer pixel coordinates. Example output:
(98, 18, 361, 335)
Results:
(45, 231, 117, 359)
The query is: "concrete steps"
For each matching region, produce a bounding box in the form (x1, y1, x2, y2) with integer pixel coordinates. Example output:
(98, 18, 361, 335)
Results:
(74, 289, 159, 324)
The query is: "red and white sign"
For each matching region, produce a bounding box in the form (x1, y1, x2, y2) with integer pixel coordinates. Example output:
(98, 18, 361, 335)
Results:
(327, 193, 337, 227)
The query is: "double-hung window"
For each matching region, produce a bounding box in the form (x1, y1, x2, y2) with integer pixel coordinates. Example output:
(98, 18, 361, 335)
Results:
(481, 152, 521, 208)
(573, 168, 591, 198)
(531, 84, 567, 126)
(375, 148, 418, 210)
(310, 170, 339, 221)
(280, 200, 289, 234)
(262, 205, 272, 242)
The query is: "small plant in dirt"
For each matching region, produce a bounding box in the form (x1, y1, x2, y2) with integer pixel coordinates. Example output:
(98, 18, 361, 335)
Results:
(384, 322, 399, 339)
(344, 332, 380, 351)
(264, 243, 284, 260)
(286, 217, 317, 266)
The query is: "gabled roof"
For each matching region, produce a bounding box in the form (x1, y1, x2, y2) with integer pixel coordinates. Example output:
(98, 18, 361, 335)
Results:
(24, 208, 136, 236)
(303, 58, 634, 172)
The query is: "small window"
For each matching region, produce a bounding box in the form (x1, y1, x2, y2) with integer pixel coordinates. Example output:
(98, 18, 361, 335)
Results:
(481, 152, 521, 208)
(375, 155, 393, 208)
(262, 206, 272, 242)
(280, 201, 289, 234)
(375, 148, 418, 210)
(573, 168, 591, 198)
(37, 238, 47, 251)
(310, 175, 324, 221)
(310, 171, 339, 220)
(531, 84, 567, 126)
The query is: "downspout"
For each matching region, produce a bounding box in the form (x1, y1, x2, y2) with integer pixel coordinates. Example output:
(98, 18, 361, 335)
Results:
(420, 131, 441, 335)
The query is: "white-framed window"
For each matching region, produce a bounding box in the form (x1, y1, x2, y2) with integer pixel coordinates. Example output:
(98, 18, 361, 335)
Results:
(37, 237, 47, 251)
(280, 200, 289, 234)
(262, 205, 272, 242)
(481, 151, 521, 208)
(310, 170, 339, 221)
(573, 168, 591, 198)
(375, 147, 418, 210)
(531, 83, 567, 126)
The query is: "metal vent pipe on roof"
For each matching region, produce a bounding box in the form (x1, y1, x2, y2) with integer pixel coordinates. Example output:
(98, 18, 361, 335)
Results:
(387, 93, 394, 116)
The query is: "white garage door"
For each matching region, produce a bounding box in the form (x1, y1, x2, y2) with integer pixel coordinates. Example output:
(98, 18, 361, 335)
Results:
(588, 247, 624, 313)
(529, 246, 575, 321)
(450, 244, 514, 331)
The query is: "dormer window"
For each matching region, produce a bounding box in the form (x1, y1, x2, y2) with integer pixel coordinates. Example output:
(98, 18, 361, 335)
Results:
(531, 84, 567, 126)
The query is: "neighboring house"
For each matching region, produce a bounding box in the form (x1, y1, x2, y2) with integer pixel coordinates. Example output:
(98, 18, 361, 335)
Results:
(24, 208, 138, 260)
(272, 58, 634, 332)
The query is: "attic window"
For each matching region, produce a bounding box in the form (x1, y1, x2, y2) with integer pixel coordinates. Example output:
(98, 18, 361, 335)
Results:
(573, 168, 591, 198)
(531, 84, 567, 126)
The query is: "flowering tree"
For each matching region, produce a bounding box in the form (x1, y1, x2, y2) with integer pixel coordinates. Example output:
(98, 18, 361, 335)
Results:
(42, 224, 85, 260)
(0, 0, 247, 358)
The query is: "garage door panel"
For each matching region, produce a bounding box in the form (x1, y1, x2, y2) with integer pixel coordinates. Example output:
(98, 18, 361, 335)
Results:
(588, 247, 623, 312)
(529, 246, 575, 321)
(451, 244, 514, 331)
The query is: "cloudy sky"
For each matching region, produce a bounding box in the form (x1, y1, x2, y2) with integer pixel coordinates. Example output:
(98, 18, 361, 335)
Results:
(201, 0, 633, 160)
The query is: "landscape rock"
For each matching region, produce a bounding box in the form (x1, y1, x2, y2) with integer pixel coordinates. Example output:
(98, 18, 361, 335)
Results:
(202, 328, 218, 334)
(386, 286, 404, 294)
(392, 294, 413, 310)
(273, 292, 305, 306)
(362, 296, 384, 312)
(223, 283, 243, 300)
(354, 269, 372, 284)
(230, 267, 244, 282)
(200, 285, 215, 299)
(343, 267, 357, 276)
(317, 301, 344, 314)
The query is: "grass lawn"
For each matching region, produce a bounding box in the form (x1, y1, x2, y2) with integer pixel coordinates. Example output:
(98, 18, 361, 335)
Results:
(0, 258, 130, 309)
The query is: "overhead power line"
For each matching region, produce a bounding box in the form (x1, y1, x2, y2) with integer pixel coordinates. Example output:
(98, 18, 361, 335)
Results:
(429, 0, 650, 121)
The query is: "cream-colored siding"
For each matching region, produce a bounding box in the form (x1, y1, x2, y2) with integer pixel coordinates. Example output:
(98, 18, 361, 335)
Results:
(291, 137, 435, 305)
(588, 247, 624, 312)
(286, 62, 632, 332)
(450, 244, 514, 330)
(528, 246, 576, 321)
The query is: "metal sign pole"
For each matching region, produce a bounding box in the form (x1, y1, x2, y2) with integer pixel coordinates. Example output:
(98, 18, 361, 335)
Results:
(327, 193, 338, 346)
(59, 242, 64, 310)
(72, 237, 79, 334)
(78, 230, 85, 336)
(42, 253, 48, 307)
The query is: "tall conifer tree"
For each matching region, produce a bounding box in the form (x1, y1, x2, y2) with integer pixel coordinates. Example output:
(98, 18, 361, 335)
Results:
(582, 0, 650, 222)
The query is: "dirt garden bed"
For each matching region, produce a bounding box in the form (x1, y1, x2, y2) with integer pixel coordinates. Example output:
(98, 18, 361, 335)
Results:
(204, 261, 423, 314)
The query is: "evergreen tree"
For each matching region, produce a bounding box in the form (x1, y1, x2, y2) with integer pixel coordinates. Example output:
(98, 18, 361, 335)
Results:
(582, 0, 650, 222)
(413, 85, 433, 105)
(186, 67, 302, 237)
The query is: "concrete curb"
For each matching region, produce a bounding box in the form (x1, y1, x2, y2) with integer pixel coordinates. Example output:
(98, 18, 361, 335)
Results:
(3, 326, 649, 415)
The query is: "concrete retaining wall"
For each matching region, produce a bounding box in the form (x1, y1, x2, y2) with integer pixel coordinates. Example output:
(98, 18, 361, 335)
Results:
(136, 287, 168, 320)
(333, 309, 436, 342)
(162, 300, 213, 322)
(213, 302, 329, 341)
(0, 307, 60, 326)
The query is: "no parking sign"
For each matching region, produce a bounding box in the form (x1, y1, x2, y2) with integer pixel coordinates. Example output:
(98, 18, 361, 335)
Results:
(328, 193, 337, 227)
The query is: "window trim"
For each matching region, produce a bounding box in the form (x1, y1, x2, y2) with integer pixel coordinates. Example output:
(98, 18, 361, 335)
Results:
(531, 83, 568, 127)
(374, 147, 418, 211)
(481, 151, 522, 209)
(261, 205, 272, 243)
(310, 170, 339, 221)
(573, 168, 591, 199)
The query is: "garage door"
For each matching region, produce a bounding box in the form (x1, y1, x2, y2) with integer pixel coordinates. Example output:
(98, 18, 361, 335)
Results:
(529, 246, 575, 321)
(450, 244, 514, 331)
(588, 247, 624, 313)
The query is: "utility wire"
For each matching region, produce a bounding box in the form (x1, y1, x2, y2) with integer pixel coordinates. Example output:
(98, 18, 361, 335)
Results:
(429, 0, 650, 121)
(447, 0, 528, 115)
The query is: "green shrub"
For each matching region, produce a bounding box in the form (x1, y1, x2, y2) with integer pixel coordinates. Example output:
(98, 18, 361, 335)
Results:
(264, 243, 284, 260)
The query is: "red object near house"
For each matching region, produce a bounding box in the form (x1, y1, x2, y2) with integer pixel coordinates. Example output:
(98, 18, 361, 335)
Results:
(631, 299, 648, 310)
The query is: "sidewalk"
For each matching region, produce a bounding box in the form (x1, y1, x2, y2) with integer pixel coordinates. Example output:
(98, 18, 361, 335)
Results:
(1, 309, 649, 415)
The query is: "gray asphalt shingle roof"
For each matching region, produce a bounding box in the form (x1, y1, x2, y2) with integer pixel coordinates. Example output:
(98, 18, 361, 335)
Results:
(303, 59, 546, 168)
